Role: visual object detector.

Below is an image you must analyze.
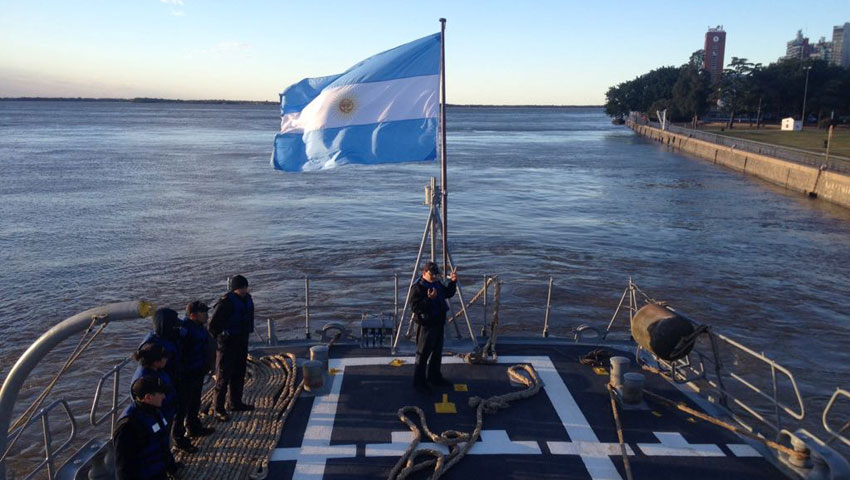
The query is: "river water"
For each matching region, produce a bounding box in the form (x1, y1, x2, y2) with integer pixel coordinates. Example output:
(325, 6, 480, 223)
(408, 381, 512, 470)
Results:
(1, 102, 849, 474)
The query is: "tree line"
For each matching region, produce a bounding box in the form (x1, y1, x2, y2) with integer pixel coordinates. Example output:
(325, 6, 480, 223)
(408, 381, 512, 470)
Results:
(604, 51, 850, 128)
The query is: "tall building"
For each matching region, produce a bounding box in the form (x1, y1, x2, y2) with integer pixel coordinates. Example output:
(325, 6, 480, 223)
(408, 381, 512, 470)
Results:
(703, 26, 726, 83)
(785, 30, 811, 60)
(810, 37, 833, 63)
(832, 22, 850, 67)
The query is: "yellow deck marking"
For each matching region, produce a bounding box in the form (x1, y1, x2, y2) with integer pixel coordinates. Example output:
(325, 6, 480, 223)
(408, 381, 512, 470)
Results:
(454, 384, 468, 392)
(435, 394, 457, 414)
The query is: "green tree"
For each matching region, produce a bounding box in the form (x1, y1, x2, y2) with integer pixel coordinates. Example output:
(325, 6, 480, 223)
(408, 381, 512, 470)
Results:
(672, 61, 711, 127)
(714, 57, 756, 129)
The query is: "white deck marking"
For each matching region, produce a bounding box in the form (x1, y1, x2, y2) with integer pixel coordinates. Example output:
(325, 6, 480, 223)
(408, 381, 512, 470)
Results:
(637, 432, 724, 457)
(548, 441, 635, 456)
(501, 356, 624, 480)
(274, 355, 746, 480)
(365, 429, 541, 457)
(727, 444, 762, 457)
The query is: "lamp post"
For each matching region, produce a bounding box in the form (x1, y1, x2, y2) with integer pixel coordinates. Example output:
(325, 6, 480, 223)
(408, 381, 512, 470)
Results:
(800, 65, 812, 131)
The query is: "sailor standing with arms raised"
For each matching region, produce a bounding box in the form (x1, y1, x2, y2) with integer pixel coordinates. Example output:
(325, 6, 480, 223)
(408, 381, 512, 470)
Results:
(410, 261, 457, 393)
(209, 275, 255, 421)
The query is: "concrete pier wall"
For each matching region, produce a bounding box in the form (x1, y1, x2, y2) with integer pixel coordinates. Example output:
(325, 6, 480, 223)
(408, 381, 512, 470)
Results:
(628, 121, 850, 210)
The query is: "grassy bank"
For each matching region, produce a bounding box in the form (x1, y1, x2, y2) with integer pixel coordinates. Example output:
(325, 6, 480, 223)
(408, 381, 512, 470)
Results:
(696, 124, 850, 158)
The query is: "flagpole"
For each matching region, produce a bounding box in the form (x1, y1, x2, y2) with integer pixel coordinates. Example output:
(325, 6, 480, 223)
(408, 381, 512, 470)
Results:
(439, 17, 448, 274)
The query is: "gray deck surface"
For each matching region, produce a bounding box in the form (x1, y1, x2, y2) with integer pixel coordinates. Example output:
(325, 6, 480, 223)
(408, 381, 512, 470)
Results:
(260, 343, 786, 479)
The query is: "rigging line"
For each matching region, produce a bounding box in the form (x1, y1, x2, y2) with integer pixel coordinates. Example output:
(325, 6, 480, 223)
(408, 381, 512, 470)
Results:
(4, 317, 107, 458)
(607, 385, 635, 480)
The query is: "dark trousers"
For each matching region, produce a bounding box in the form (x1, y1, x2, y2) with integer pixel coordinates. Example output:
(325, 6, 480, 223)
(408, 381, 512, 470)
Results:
(414, 323, 445, 386)
(214, 333, 249, 410)
(182, 374, 205, 433)
(171, 382, 188, 440)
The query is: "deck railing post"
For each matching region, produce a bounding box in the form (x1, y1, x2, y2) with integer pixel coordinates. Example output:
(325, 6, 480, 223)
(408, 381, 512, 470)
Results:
(41, 411, 54, 479)
(393, 273, 399, 330)
(111, 369, 119, 438)
(543, 276, 553, 338)
(305, 276, 311, 339)
(267, 318, 278, 346)
(481, 275, 488, 337)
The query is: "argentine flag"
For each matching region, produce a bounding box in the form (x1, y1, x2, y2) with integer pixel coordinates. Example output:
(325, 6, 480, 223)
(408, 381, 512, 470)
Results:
(271, 33, 441, 172)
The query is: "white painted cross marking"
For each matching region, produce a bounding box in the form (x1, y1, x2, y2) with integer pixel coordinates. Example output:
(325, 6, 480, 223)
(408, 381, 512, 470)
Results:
(271, 355, 751, 480)
(364, 429, 541, 457)
(637, 432, 724, 457)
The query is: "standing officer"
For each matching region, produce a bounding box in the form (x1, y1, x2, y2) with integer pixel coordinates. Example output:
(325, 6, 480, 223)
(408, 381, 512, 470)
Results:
(209, 274, 255, 421)
(410, 261, 457, 393)
(178, 300, 215, 437)
(114, 375, 183, 480)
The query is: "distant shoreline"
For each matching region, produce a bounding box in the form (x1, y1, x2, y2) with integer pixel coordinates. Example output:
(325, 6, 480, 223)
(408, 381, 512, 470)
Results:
(0, 97, 601, 108)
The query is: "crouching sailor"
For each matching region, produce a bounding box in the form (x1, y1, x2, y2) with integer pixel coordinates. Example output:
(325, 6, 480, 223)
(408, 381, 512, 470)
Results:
(178, 300, 215, 437)
(209, 275, 255, 421)
(114, 375, 184, 480)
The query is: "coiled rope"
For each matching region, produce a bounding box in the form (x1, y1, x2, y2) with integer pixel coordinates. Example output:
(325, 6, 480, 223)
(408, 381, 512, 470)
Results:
(174, 353, 303, 480)
(388, 364, 542, 480)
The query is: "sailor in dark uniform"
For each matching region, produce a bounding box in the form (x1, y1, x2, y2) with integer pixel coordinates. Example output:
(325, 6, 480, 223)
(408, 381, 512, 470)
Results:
(209, 274, 255, 421)
(140, 308, 181, 381)
(410, 261, 457, 393)
(138, 308, 193, 452)
(131, 343, 196, 453)
(178, 300, 215, 437)
(114, 375, 183, 480)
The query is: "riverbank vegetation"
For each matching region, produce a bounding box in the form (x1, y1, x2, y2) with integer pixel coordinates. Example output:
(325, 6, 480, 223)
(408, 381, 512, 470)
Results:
(605, 53, 850, 129)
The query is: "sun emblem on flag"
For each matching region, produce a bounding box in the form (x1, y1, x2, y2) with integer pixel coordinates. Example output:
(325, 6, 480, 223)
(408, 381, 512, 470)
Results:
(338, 98, 355, 115)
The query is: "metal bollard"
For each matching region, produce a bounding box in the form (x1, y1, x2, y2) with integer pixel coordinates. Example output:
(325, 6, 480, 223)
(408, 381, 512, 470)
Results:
(609, 356, 630, 388)
(622, 372, 645, 404)
(310, 345, 329, 372)
(302, 360, 324, 392)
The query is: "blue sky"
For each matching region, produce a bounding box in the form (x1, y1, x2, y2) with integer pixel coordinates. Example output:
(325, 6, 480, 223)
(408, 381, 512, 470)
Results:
(1, 1, 848, 104)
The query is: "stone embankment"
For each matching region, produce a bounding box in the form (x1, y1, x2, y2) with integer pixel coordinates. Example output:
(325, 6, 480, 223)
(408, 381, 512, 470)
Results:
(628, 121, 850, 210)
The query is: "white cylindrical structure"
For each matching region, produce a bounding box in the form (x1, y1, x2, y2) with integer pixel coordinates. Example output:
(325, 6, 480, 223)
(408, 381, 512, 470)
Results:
(302, 360, 324, 392)
(609, 356, 630, 388)
(310, 345, 329, 372)
(622, 372, 645, 404)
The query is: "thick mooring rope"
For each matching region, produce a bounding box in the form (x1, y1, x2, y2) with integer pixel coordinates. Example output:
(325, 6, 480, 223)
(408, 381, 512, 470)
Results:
(174, 353, 304, 480)
(462, 281, 501, 365)
(388, 364, 542, 480)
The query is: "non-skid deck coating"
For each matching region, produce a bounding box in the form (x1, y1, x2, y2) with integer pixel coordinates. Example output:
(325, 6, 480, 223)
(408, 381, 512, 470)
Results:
(262, 344, 786, 480)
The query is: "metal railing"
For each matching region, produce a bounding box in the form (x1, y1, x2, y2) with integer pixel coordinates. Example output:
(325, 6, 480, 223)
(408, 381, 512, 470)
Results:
(823, 388, 850, 447)
(630, 117, 850, 174)
(267, 272, 560, 343)
(89, 357, 133, 438)
(711, 332, 805, 431)
(5, 399, 77, 480)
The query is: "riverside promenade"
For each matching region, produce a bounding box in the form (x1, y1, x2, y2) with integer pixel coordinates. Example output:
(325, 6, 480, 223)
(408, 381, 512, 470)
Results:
(628, 120, 850, 210)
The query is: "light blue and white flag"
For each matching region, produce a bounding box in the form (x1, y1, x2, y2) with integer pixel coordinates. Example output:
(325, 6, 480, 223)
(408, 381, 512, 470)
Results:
(271, 33, 441, 172)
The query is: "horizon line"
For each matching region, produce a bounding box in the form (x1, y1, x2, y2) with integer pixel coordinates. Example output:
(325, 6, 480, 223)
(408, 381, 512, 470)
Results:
(0, 96, 603, 108)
